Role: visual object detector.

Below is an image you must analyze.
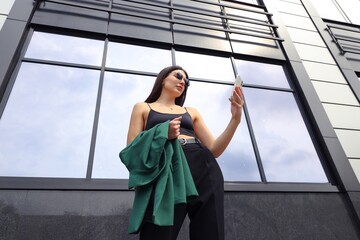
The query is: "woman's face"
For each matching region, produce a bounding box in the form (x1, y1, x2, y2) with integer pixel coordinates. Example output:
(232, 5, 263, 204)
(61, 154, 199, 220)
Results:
(162, 69, 188, 96)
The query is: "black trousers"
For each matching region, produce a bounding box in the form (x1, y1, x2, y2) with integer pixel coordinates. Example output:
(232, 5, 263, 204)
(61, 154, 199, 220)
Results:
(139, 142, 224, 240)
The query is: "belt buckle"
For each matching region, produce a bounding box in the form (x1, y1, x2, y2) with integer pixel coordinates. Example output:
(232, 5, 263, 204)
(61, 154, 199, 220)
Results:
(179, 138, 187, 145)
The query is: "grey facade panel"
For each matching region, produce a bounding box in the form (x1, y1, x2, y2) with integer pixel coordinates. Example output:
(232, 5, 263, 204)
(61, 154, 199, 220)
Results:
(109, 13, 172, 44)
(288, 61, 337, 138)
(32, 2, 108, 35)
(0, 19, 27, 99)
(109, 0, 172, 44)
(323, 136, 360, 191)
(6, 0, 33, 22)
(348, 191, 360, 228)
(1, 190, 360, 240)
(172, 0, 232, 52)
(173, 24, 232, 52)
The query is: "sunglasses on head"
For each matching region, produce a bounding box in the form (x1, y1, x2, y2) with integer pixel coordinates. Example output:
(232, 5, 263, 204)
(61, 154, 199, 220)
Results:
(175, 72, 190, 87)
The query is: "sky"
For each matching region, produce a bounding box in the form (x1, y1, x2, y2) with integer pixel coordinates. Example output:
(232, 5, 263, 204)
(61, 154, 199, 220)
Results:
(0, 30, 328, 183)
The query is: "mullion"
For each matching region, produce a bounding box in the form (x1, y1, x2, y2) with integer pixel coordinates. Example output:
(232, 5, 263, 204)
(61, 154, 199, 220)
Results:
(86, 38, 109, 180)
(230, 56, 267, 183)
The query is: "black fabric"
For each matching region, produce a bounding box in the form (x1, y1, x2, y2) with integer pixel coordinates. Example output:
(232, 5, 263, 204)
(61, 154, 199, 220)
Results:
(145, 108, 196, 137)
(140, 142, 224, 240)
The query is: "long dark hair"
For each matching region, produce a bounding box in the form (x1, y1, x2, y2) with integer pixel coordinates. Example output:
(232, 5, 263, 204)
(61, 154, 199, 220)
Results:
(145, 65, 189, 106)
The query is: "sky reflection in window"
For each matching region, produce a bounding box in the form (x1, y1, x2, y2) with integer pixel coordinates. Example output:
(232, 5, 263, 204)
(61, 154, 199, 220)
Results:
(106, 42, 172, 73)
(25, 31, 104, 66)
(175, 51, 235, 82)
(244, 88, 328, 182)
(235, 60, 290, 89)
(0, 63, 99, 177)
(185, 81, 260, 181)
(92, 72, 155, 178)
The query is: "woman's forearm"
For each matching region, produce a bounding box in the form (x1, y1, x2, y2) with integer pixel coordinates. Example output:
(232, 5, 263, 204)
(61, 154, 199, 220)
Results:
(210, 116, 240, 158)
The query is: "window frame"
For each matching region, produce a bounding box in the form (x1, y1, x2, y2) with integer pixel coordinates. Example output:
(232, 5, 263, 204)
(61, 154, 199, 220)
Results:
(0, 24, 338, 192)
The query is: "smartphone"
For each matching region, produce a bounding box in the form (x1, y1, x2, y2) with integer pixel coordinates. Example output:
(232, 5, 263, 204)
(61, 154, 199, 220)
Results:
(235, 74, 243, 87)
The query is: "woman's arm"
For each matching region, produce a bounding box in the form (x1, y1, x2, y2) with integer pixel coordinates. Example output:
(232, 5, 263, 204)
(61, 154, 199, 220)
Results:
(190, 86, 244, 158)
(126, 102, 148, 145)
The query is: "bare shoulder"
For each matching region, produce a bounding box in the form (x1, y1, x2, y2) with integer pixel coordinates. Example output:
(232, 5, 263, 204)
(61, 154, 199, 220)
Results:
(130, 102, 150, 120)
(127, 102, 150, 144)
(184, 106, 201, 120)
(133, 102, 149, 112)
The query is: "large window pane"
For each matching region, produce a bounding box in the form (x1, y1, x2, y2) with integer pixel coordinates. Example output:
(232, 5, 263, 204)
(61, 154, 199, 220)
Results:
(106, 42, 172, 73)
(0, 63, 99, 177)
(25, 31, 104, 66)
(244, 88, 328, 182)
(235, 60, 290, 88)
(175, 51, 234, 82)
(309, 0, 347, 23)
(230, 0, 259, 4)
(336, 0, 360, 25)
(186, 81, 260, 181)
(92, 73, 155, 179)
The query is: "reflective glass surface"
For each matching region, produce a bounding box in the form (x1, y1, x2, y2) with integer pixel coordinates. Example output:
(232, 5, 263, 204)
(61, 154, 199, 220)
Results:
(186, 81, 260, 181)
(225, 0, 258, 4)
(309, 0, 347, 22)
(92, 73, 155, 178)
(106, 42, 172, 73)
(244, 88, 328, 182)
(175, 51, 234, 82)
(337, 0, 360, 25)
(3, 29, 328, 184)
(25, 31, 104, 66)
(235, 60, 290, 88)
(0, 63, 99, 177)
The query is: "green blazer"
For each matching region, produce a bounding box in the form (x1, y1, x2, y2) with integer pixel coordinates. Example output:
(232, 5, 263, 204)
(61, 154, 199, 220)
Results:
(120, 121, 198, 234)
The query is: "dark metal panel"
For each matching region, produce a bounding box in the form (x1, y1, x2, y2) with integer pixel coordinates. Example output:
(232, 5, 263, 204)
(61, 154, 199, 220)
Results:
(348, 191, 360, 229)
(6, 0, 34, 21)
(173, 24, 232, 52)
(0, 176, 339, 192)
(225, 1, 285, 59)
(311, 17, 353, 67)
(0, 0, 34, 103)
(0, 190, 138, 240)
(1, 190, 360, 239)
(323, 136, 360, 191)
(108, 0, 172, 43)
(326, 23, 360, 71)
(172, 0, 232, 52)
(31, 1, 108, 34)
(108, 15, 172, 44)
(0, 178, 130, 190)
(259, 1, 298, 61)
(0, 19, 27, 102)
(224, 192, 360, 240)
(342, 68, 360, 101)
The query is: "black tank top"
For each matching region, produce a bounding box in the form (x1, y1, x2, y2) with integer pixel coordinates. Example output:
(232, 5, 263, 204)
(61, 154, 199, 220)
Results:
(145, 104, 196, 137)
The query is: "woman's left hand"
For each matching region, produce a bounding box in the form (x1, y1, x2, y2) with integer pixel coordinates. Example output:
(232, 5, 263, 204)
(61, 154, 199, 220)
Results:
(228, 85, 244, 122)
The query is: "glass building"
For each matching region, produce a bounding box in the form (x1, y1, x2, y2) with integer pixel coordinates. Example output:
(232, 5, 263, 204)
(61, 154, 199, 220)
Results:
(0, 0, 359, 239)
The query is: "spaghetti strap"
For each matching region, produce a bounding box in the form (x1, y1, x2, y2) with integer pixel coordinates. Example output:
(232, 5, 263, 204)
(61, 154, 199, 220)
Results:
(184, 107, 189, 113)
(147, 103, 153, 110)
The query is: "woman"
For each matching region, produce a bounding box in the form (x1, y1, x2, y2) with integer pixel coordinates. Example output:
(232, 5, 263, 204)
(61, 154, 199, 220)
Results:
(126, 65, 244, 240)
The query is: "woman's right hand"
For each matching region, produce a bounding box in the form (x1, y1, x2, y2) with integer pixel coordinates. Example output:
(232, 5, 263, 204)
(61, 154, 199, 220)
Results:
(168, 116, 182, 139)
